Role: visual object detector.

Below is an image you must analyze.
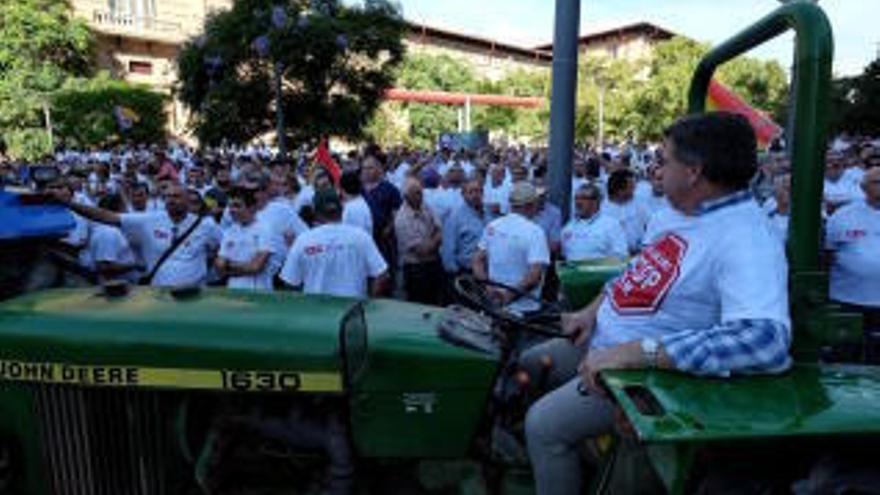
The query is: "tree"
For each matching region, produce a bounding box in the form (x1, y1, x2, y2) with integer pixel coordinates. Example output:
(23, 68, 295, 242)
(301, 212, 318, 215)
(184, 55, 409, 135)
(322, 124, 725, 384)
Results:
(616, 37, 788, 142)
(829, 56, 880, 136)
(52, 73, 167, 148)
(366, 54, 550, 148)
(0, 0, 93, 160)
(177, 0, 406, 148)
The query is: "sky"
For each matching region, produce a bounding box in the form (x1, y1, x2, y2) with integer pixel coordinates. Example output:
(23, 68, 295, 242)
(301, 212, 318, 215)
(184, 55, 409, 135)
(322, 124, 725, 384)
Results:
(380, 0, 877, 77)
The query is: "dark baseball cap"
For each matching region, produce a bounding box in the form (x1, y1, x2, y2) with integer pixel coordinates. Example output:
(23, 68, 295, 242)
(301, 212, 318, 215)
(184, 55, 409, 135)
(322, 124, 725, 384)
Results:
(313, 188, 342, 216)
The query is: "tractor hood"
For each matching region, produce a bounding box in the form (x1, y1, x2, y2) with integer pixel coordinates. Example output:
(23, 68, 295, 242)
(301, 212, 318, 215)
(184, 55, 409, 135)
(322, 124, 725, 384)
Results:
(0, 288, 356, 393)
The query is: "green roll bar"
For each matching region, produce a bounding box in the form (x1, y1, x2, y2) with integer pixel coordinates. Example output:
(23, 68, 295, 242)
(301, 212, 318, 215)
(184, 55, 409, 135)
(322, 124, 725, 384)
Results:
(687, 2, 858, 358)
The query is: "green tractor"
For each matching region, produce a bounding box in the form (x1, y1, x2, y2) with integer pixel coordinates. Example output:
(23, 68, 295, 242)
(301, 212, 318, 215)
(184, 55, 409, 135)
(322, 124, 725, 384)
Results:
(1, 2, 879, 494)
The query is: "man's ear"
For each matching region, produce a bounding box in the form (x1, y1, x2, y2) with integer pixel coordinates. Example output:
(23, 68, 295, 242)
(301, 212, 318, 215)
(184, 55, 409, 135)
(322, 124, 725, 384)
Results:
(686, 163, 702, 188)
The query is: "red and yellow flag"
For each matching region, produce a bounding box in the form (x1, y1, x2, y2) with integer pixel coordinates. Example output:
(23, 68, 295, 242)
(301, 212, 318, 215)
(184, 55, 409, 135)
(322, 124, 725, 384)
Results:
(707, 79, 782, 149)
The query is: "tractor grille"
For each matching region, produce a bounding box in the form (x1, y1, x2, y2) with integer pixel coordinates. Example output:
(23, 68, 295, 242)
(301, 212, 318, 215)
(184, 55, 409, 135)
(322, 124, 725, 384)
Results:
(31, 384, 183, 495)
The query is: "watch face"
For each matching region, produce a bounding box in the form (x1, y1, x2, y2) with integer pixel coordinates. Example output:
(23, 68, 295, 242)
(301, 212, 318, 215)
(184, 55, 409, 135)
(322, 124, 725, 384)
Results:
(641, 338, 658, 353)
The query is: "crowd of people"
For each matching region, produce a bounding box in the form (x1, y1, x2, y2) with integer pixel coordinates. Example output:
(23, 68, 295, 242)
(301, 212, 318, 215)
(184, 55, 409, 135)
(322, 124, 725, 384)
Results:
(1, 127, 878, 313)
(2, 112, 880, 494)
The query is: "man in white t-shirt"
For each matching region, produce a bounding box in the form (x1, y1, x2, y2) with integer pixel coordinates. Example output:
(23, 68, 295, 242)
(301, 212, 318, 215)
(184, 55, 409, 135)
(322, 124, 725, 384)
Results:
(483, 163, 510, 219)
(55, 181, 221, 287)
(472, 182, 550, 314)
(824, 152, 863, 215)
(87, 194, 139, 283)
(561, 183, 628, 262)
(280, 189, 389, 298)
(340, 170, 374, 235)
(216, 187, 274, 291)
(768, 173, 791, 244)
(523, 113, 792, 495)
(602, 169, 650, 255)
(254, 174, 309, 277)
(825, 166, 880, 309)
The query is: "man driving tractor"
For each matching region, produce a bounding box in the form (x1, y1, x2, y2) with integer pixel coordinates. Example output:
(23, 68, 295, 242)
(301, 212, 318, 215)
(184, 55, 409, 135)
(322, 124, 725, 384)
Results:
(522, 112, 792, 495)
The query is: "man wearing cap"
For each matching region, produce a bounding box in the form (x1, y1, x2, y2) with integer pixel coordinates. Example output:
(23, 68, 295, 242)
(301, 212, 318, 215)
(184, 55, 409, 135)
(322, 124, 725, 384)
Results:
(216, 187, 274, 291)
(472, 182, 550, 314)
(279, 189, 389, 298)
(561, 183, 628, 262)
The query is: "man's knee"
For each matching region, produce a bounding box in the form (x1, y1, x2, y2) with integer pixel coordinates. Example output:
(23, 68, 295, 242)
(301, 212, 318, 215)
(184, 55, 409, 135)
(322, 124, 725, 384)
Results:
(518, 338, 581, 389)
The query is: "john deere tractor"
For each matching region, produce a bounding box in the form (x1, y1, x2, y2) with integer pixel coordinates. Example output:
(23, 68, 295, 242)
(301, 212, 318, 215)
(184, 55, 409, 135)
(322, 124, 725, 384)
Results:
(1, 2, 879, 494)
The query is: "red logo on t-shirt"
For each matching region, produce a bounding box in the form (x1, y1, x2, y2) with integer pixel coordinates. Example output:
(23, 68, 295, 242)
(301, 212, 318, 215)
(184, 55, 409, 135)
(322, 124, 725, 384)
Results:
(609, 233, 688, 314)
(845, 229, 867, 240)
(304, 245, 325, 256)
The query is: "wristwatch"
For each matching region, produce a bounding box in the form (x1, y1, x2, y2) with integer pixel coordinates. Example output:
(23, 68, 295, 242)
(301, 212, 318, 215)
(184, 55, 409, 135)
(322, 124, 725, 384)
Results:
(640, 338, 659, 368)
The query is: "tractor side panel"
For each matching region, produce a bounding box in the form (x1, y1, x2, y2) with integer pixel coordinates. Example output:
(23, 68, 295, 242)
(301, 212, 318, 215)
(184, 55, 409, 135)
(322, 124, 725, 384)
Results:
(351, 300, 498, 458)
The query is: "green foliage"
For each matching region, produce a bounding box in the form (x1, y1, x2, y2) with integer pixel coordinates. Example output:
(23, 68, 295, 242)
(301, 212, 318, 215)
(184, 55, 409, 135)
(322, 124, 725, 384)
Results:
(594, 37, 789, 143)
(367, 54, 550, 147)
(829, 57, 880, 136)
(177, 0, 406, 147)
(0, 0, 93, 159)
(52, 73, 167, 148)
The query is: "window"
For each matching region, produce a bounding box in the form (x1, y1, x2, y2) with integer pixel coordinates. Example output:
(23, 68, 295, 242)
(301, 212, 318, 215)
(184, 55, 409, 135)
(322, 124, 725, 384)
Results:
(129, 60, 153, 75)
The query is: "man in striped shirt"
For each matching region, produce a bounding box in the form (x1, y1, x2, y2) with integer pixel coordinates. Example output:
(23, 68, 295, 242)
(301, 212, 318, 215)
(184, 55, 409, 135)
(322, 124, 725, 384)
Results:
(523, 112, 791, 495)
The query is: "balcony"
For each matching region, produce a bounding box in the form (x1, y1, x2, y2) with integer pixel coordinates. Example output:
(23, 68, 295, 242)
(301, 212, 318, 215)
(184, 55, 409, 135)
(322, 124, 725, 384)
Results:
(90, 10, 187, 45)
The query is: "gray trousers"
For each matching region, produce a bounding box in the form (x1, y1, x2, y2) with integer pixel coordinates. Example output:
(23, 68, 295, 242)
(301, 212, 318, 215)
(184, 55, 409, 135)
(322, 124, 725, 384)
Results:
(521, 338, 616, 495)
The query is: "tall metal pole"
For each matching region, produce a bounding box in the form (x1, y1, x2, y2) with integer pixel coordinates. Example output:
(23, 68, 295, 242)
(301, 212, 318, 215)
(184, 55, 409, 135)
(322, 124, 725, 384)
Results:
(597, 84, 605, 147)
(274, 61, 287, 158)
(547, 0, 581, 221)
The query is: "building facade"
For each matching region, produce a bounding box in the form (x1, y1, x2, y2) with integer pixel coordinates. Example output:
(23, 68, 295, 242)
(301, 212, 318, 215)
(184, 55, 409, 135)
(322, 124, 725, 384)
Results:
(70, 1, 674, 139)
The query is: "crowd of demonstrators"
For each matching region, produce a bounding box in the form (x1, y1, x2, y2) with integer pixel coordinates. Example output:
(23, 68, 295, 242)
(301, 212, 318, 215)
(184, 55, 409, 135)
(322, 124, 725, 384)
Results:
(3, 131, 879, 318)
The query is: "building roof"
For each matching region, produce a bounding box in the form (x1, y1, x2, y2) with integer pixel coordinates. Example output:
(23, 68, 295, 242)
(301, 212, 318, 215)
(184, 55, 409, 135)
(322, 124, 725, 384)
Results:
(405, 21, 552, 63)
(534, 21, 676, 51)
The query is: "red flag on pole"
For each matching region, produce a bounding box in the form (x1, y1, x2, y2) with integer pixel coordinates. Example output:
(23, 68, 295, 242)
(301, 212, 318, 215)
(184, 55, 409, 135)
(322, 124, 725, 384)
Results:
(313, 138, 341, 185)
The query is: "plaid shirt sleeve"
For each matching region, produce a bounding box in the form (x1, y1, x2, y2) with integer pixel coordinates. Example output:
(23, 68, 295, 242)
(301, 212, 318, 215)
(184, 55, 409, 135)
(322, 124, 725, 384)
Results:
(659, 319, 792, 377)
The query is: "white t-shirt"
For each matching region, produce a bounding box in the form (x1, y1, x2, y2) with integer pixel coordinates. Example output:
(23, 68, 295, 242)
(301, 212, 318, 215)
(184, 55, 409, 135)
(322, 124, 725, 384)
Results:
(342, 196, 374, 235)
(120, 212, 221, 287)
(478, 213, 550, 313)
(768, 211, 789, 245)
(257, 198, 309, 272)
(561, 214, 628, 261)
(293, 186, 315, 214)
(602, 199, 650, 254)
(824, 177, 863, 207)
(591, 197, 790, 350)
(219, 220, 275, 291)
(87, 224, 138, 283)
(279, 223, 388, 298)
(825, 200, 880, 306)
(483, 180, 510, 218)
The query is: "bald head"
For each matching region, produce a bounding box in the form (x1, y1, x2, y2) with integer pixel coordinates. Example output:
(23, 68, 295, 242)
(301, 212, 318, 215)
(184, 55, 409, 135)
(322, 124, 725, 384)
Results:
(403, 177, 423, 208)
(862, 167, 880, 206)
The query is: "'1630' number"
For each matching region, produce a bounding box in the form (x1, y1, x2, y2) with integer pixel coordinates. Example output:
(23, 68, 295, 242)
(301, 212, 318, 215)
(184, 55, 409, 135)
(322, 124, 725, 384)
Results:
(220, 370, 302, 392)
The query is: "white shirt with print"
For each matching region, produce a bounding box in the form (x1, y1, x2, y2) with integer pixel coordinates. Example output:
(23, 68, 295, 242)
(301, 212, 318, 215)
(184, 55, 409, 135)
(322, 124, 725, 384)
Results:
(120, 212, 221, 287)
(219, 219, 275, 291)
(591, 197, 790, 350)
(826, 200, 880, 306)
(279, 223, 388, 298)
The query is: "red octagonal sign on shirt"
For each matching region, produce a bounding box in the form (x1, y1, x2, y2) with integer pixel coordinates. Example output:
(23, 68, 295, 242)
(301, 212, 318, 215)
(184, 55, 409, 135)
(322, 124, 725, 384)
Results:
(610, 233, 688, 315)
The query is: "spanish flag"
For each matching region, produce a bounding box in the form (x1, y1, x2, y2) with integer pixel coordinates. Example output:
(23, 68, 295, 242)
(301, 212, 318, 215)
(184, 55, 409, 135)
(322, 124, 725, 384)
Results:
(707, 79, 782, 149)
(113, 105, 140, 131)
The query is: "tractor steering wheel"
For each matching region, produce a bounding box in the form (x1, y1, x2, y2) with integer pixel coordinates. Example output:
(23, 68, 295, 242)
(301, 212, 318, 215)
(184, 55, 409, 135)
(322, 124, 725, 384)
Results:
(453, 275, 568, 339)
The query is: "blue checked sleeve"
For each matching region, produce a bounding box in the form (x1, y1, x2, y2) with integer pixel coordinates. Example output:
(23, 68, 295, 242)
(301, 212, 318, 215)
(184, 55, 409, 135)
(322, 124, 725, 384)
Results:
(659, 319, 792, 377)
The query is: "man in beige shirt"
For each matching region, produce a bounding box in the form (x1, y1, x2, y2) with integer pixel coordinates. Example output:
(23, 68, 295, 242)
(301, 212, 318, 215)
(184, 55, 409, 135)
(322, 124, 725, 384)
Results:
(395, 178, 444, 305)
